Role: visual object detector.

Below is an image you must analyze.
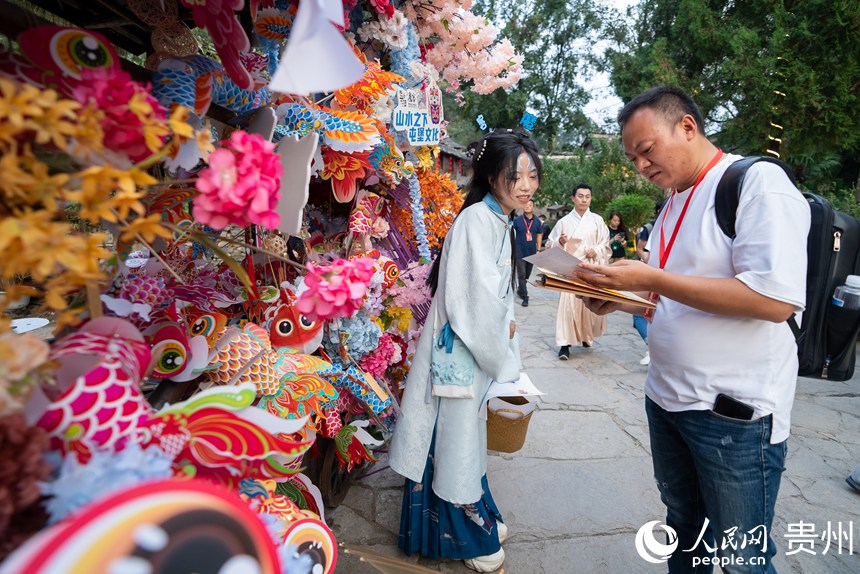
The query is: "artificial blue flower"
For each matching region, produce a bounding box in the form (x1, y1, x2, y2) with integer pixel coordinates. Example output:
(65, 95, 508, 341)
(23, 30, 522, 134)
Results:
(40, 444, 174, 524)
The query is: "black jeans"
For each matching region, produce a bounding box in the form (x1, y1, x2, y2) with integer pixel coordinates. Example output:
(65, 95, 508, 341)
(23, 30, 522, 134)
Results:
(515, 258, 533, 300)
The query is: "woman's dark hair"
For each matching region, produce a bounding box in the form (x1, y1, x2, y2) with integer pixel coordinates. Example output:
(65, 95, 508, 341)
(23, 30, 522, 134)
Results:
(427, 128, 542, 295)
(607, 211, 628, 235)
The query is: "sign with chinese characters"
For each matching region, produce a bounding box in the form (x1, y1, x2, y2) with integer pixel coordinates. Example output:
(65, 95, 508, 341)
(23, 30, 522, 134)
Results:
(392, 82, 444, 146)
(520, 111, 538, 131)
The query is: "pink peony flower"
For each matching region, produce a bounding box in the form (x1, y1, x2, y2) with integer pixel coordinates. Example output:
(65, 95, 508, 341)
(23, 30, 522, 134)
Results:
(192, 130, 282, 230)
(359, 333, 395, 380)
(72, 68, 168, 163)
(296, 258, 375, 321)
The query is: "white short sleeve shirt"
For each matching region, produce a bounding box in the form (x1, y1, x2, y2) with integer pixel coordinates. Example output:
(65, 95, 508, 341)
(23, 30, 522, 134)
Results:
(645, 153, 811, 443)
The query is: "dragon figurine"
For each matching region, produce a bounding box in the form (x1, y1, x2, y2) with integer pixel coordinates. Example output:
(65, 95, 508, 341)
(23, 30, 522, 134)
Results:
(153, 53, 270, 117)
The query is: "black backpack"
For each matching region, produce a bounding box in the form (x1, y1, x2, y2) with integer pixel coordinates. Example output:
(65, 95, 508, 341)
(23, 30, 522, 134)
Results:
(715, 156, 860, 380)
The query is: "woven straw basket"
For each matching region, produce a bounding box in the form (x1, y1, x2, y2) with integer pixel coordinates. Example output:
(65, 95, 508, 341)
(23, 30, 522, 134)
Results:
(486, 396, 534, 453)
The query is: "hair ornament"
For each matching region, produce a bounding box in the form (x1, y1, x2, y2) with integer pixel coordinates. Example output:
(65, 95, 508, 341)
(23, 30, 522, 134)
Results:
(475, 137, 489, 162)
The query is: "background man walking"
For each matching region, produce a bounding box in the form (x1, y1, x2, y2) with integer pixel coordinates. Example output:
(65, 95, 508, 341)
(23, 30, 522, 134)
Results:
(546, 184, 611, 359)
(513, 200, 540, 306)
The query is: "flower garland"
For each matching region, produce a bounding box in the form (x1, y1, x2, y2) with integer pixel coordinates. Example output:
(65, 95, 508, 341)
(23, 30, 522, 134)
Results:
(390, 169, 461, 253)
(402, 0, 523, 97)
(357, 10, 409, 51)
(407, 174, 431, 261)
(416, 168, 462, 250)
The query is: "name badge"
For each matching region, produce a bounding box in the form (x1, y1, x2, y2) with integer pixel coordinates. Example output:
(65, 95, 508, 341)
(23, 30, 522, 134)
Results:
(643, 292, 660, 322)
(525, 232, 532, 242)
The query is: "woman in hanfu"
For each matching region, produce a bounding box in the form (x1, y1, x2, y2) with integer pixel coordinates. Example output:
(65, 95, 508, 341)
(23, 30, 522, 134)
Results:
(389, 129, 541, 572)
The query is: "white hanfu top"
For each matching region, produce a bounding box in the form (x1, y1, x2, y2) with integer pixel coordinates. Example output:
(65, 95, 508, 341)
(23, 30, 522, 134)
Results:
(389, 196, 521, 504)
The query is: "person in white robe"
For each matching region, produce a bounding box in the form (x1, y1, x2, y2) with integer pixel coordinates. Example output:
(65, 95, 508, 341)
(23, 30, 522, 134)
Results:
(546, 184, 611, 358)
(389, 129, 542, 573)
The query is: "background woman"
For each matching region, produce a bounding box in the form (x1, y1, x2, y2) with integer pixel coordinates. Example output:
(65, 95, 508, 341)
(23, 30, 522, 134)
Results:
(607, 211, 629, 263)
(389, 129, 542, 572)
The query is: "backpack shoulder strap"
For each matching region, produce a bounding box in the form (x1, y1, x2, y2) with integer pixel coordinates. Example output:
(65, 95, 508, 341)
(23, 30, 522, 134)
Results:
(714, 156, 797, 239)
(713, 155, 803, 340)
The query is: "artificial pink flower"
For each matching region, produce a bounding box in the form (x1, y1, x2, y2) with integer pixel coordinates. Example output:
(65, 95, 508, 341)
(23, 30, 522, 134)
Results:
(369, 0, 393, 17)
(296, 258, 375, 321)
(72, 68, 168, 162)
(192, 130, 282, 230)
(359, 333, 395, 380)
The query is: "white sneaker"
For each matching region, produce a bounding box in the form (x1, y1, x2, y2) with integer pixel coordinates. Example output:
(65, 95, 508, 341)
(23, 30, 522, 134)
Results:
(497, 520, 508, 543)
(639, 352, 650, 366)
(464, 548, 505, 572)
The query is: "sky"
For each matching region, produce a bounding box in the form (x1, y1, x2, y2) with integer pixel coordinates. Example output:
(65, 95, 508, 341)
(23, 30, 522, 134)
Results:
(581, 0, 639, 128)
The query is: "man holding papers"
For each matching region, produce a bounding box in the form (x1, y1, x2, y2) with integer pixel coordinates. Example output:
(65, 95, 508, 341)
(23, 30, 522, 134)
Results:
(575, 86, 810, 573)
(545, 184, 611, 359)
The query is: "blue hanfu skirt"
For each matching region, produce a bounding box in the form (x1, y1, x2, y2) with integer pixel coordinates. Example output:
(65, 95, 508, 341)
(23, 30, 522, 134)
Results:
(398, 439, 503, 560)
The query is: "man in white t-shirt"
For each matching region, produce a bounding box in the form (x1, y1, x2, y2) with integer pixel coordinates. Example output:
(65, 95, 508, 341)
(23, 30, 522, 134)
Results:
(576, 86, 810, 573)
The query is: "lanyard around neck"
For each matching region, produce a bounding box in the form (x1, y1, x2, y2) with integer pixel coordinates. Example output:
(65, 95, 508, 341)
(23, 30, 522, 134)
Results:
(521, 214, 533, 232)
(658, 149, 723, 269)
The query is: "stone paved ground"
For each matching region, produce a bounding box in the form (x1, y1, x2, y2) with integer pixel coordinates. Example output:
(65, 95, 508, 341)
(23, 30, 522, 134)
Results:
(329, 287, 860, 573)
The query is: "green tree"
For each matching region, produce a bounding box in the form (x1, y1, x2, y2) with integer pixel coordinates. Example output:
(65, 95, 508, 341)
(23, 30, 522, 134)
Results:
(443, 0, 606, 153)
(536, 138, 663, 212)
(603, 0, 860, 190)
(604, 193, 655, 242)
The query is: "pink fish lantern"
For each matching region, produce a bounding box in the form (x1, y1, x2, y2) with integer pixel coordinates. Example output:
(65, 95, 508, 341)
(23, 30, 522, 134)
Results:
(0, 479, 282, 574)
(35, 317, 152, 461)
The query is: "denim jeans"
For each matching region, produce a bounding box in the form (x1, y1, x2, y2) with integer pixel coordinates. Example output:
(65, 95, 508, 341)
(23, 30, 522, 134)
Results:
(645, 397, 786, 574)
(633, 314, 648, 343)
(515, 258, 533, 300)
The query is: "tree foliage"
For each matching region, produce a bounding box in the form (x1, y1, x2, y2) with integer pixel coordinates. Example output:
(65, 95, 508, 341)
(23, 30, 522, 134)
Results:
(536, 138, 664, 214)
(442, 0, 607, 153)
(604, 0, 860, 190)
(604, 193, 656, 240)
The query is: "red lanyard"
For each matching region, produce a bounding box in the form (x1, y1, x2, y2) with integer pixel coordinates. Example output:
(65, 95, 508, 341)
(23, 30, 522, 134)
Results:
(522, 215, 533, 232)
(658, 149, 723, 269)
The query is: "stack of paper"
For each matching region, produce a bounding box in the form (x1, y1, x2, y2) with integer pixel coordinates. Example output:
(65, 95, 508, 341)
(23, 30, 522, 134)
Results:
(524, 248, 656, 309)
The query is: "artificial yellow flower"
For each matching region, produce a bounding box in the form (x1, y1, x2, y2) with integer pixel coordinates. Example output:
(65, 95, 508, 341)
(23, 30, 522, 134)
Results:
(119, 213, 172, 245)
(385, 306, 413, 332)
(0, 79, 45, 129)
(0, 114, 23, 148)
(24, 94, 79, 149)
(0, 148, 36, 206)
(71, 104, 106, 156)
(107, 187, 147, 221)
(168, 104, 195, 139)
(73, 166, 157, 223)
(13, 147, 72, 209)
(413, 145, 440, 170)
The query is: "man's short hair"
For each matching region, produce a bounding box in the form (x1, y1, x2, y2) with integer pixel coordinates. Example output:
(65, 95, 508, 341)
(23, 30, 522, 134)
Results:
(572, 183, 592, 196)
(617, 86, 705, 135)
(539, 214, 546, 220)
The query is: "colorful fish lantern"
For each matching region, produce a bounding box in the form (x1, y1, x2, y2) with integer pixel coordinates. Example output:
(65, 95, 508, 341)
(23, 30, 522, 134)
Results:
(1, 479, 283, 574)
(0, 26, 120, 96)
(263, 287, 324, 353)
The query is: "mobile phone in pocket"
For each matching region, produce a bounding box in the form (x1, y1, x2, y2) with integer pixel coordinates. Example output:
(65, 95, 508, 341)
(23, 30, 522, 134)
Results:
(713, 393, 755, 421)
